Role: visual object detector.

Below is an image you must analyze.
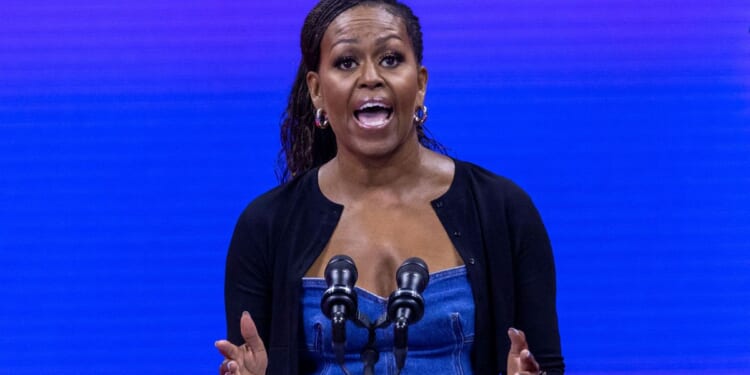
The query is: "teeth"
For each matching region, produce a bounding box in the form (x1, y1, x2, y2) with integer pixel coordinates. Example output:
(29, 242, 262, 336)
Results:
(354, 104, 392, 128)
(354, 101, 393, 128)
(358, 102, 391, 111)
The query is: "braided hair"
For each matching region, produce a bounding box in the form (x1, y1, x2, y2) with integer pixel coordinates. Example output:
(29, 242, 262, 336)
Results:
(277, 0, 445, 182)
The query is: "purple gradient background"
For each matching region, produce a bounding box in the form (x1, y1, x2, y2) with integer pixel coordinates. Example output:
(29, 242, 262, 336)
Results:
(1, 0, 748, 373)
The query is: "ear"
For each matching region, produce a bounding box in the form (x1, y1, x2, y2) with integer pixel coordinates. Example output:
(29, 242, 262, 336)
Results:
(307, 71, 324, 109)
(416, 65, 428, 105)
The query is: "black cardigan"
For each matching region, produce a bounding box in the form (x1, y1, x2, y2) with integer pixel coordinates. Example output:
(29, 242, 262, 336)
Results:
(224, 159, 564, 374)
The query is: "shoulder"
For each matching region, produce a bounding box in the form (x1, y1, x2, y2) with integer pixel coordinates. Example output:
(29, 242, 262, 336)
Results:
(235, 168, 319, 230)
(453, 159, 534, 206)
(451, 159, 547, 233)
(227, 168, 326, 267)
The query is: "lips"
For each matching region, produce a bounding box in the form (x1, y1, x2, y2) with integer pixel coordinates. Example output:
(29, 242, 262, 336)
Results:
(353, 100, 393, 128)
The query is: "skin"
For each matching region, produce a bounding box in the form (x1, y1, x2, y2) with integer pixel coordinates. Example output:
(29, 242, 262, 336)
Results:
(308, 4, 428, 165)
(215, 5, 543, 375)
(305, 4, 458, 298)
(215, 315, 539, 375)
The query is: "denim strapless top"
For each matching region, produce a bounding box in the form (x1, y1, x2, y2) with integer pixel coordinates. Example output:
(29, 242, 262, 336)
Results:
(301, 265, 475, 375)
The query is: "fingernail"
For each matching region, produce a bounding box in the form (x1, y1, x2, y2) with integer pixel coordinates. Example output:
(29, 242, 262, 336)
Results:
(214, 340, 219, 347)
(242, 311, 249, 317)
(227, 361, 236, 371)
(510, 327, 519, 335)
(523, 349, 533, 359)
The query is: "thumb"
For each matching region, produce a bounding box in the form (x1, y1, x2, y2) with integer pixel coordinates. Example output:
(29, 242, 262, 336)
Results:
(240, 311, 266, 354)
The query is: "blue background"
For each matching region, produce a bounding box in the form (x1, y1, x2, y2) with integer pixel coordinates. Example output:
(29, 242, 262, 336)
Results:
(1, 0, 749, 373)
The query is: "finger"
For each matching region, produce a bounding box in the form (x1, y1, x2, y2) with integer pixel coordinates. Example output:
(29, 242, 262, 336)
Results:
(520, 349, 541, 372)
(221, 360, 237, 375)
(240, 311, 266, 354)
(218, 358, 236, 375)
(507, 327, 529, 356)
(215, 339, 240, 360)
(218, 358, 228, 375)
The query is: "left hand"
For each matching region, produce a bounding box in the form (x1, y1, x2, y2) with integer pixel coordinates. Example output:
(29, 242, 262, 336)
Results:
(507, 327, 542, 375)
(214, 311, 268, 375)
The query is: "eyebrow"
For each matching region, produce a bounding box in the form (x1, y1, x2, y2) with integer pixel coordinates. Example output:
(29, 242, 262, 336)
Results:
(330, 34, 403, 50)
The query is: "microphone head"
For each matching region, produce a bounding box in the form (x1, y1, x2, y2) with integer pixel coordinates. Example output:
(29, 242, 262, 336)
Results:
(388, 257, 430, 325)
(396, 257, 429, 293)
(321, 255, 359, 320)
(325, 254, 358, 287)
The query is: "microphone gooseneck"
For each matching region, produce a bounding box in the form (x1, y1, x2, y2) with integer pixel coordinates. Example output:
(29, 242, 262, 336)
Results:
(321, 255, 359, 371)
(319, 255, 431, 374)
(387, 257, 430, 373)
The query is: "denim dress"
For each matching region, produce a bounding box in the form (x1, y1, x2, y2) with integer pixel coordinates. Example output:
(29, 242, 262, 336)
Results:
(301, 265, 475, 375)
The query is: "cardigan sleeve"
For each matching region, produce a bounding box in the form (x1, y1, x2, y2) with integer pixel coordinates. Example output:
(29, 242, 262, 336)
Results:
(507, 188, 565, 373)
(224, 205, 273, 347)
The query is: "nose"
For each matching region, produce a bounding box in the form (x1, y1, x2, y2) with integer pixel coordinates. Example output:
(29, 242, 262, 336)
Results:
(358, 59, 384, 89)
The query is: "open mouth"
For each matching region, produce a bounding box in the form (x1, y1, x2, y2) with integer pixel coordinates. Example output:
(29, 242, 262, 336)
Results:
(354, 102, 393, 128)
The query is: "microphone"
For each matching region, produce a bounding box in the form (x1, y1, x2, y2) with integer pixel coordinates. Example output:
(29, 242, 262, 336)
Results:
(387, 257, 430, 372)
(321, 255, 359, 367)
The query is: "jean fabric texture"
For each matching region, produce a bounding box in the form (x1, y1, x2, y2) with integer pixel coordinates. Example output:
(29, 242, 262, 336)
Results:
(301, 265, 475, 375)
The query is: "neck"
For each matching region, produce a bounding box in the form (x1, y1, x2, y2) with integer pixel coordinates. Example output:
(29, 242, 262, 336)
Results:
(341, 142, 423, 182)
(320, 141, 429, 201)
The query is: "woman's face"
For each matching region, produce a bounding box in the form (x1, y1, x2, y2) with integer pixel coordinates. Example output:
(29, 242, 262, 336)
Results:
(307, 5, 427, 160)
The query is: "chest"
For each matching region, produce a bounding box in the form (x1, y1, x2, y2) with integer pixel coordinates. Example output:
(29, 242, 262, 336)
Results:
(305, 201, 463, 298)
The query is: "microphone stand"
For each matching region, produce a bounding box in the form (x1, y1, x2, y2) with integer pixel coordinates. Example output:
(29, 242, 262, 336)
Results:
(359, 314, 391, 375)
(359, 311, 411, 375)
(333, 310, 373, 375)
(360, 326, 378, 375)
(322, 256, 429, 375)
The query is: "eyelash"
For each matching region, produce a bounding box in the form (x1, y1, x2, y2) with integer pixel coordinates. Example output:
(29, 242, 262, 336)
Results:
(334, 56, 357, 70)
(333, 52, 405, 70)
(381, 52, 405, 67)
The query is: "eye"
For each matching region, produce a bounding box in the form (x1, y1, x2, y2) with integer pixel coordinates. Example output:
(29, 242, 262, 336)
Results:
(380, 52, 404, 68)
(334, 56, 358, 70)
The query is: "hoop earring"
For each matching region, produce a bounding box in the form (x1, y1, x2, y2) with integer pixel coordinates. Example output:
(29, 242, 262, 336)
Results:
(314, 108, 330, 129)
(413, 105, 428, 126)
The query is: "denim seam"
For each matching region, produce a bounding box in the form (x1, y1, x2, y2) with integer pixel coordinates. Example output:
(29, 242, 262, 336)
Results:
(451, 312, 466, 375)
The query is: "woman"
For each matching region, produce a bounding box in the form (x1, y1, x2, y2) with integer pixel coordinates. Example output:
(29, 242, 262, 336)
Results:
(215, 0, 564, 374)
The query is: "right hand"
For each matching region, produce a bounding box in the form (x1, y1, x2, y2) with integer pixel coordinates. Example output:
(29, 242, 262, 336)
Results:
(215, 311, 268, 375)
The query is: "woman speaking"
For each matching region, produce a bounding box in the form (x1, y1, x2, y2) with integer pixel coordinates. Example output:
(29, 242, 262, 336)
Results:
(215, 1, 564, 374)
